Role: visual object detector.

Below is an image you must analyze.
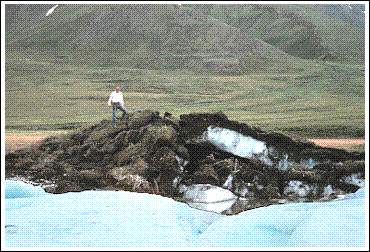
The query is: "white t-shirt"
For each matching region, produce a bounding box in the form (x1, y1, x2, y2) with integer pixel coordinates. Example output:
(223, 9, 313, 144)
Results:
(107, 91, 124, 107)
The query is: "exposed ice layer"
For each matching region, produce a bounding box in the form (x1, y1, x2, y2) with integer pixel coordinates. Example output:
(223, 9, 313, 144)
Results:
(234, 184, 249, 197)
(277, 154, 290, 170)
(175, 155, 188, 172)
(201, 126, 273, 166)
(5, 180, 46, 199)
(222, 174, 233, 190)
(343, 173, 365, 188)
(283, 181, 317, 197)
(300, 158, 321, 169)
(5, 181, 366, 247)
(322, 185, 334, 197)
(183, 184, 238, 213)
(46, 5, 58, 16)
(173, 176, 181, 187)
(199, 126, 324, 169)
(178, 184, 188, 194)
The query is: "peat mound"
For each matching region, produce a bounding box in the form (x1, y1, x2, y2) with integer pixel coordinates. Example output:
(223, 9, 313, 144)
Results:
(5, 111, 365, 214)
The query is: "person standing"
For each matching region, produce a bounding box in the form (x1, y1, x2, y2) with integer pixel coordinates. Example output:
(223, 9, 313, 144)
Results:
(108, 87, 126, 126)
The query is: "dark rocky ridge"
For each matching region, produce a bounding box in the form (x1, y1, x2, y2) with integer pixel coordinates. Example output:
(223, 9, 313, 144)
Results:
(5, 110, 365, 214)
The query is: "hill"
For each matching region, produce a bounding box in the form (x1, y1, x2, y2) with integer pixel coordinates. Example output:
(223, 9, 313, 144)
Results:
(4, 4, 365, 138)
(5, 111, 365, 215)
(184, 4, 365, 65)
(5, 5, 288, 56)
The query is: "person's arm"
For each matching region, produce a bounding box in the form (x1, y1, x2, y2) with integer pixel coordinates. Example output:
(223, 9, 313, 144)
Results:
(108, 92, 113, 107)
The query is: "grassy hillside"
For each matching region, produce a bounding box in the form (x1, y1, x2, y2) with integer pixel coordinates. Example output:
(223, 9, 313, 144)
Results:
(5, 53, 365, 138)
(184, 4, 365, 65)
(5, 4, 305, 75)
(5, 4, 365, 138)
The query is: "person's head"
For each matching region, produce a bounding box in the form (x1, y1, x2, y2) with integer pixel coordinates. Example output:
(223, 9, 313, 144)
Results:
(115, 87, 120, 93)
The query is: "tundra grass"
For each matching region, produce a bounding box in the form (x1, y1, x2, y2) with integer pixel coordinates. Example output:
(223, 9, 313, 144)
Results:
(5, 54, 365, 138)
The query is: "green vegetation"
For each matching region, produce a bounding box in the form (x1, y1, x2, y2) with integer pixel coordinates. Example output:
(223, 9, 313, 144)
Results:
(185, 4, 364, 65)
(5, 52, 364, 138)
(5, 4, 365, 138)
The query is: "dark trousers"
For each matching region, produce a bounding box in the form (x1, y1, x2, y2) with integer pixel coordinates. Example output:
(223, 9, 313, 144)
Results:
(112, 103, 126, 126)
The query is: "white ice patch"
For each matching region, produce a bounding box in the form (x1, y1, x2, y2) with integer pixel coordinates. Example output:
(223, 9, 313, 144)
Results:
(300, 158, 321, 169)
(283, 181, 317, 197)
(322, 185, 334, 197)
(277, 154, 289, 170)
(234, 186, 249, 197)
(175, 155, 188, 172)
(173, 176, 181, 188)
(322, 185, 345, 199)
(200, 126, 273, 166)
(46, 5, 59, 16)
(178, 184, 188, 194)
(222, 174, 233, 190)
(183, 184, 238, 213)
(343, 173, 365, 188)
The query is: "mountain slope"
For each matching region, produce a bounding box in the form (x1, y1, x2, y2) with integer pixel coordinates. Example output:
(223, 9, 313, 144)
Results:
(184, 4, 365, 65)
(6, 3, 300, 73)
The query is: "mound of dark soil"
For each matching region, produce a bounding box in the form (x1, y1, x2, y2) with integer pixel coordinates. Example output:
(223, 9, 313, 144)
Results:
(5, 111, 365, 213)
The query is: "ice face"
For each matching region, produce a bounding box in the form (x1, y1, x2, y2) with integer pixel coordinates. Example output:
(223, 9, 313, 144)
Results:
(198, 126, 324, 170)
(183, 184, 238, 213)
(200, 126, 273, 166)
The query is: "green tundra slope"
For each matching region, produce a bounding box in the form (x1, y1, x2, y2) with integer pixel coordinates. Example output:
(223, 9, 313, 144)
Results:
(5, 4, 365, 138)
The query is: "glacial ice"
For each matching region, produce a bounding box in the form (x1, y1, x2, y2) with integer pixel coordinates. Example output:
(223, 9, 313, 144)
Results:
(5, 180, 46, 199)
(343, 172, 365, 188)
(4, 180, 366, 247)
(200, 126, 273, 166)
(182, 184, 238, 213)
(199, 125, 325, 169)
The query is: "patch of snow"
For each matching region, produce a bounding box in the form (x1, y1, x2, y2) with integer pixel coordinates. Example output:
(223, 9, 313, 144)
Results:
(300, 158, 321, 169)
(178, 184, 188, 194)
(283, 181, 317, 197)
(173, 176, 181, 187)
(322, 185, 334, 197)
(343, 173, 365, 188)
(277, 154, 289, 170)
(175, 155, 188, 172)
(46, 5, 59, 17)
(234, 185, 249, 197)
(183, 184, 238, 213)
(200, 126, 273, 166)
(222, 174, 233, 190)
(256, 184, 264, 190)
